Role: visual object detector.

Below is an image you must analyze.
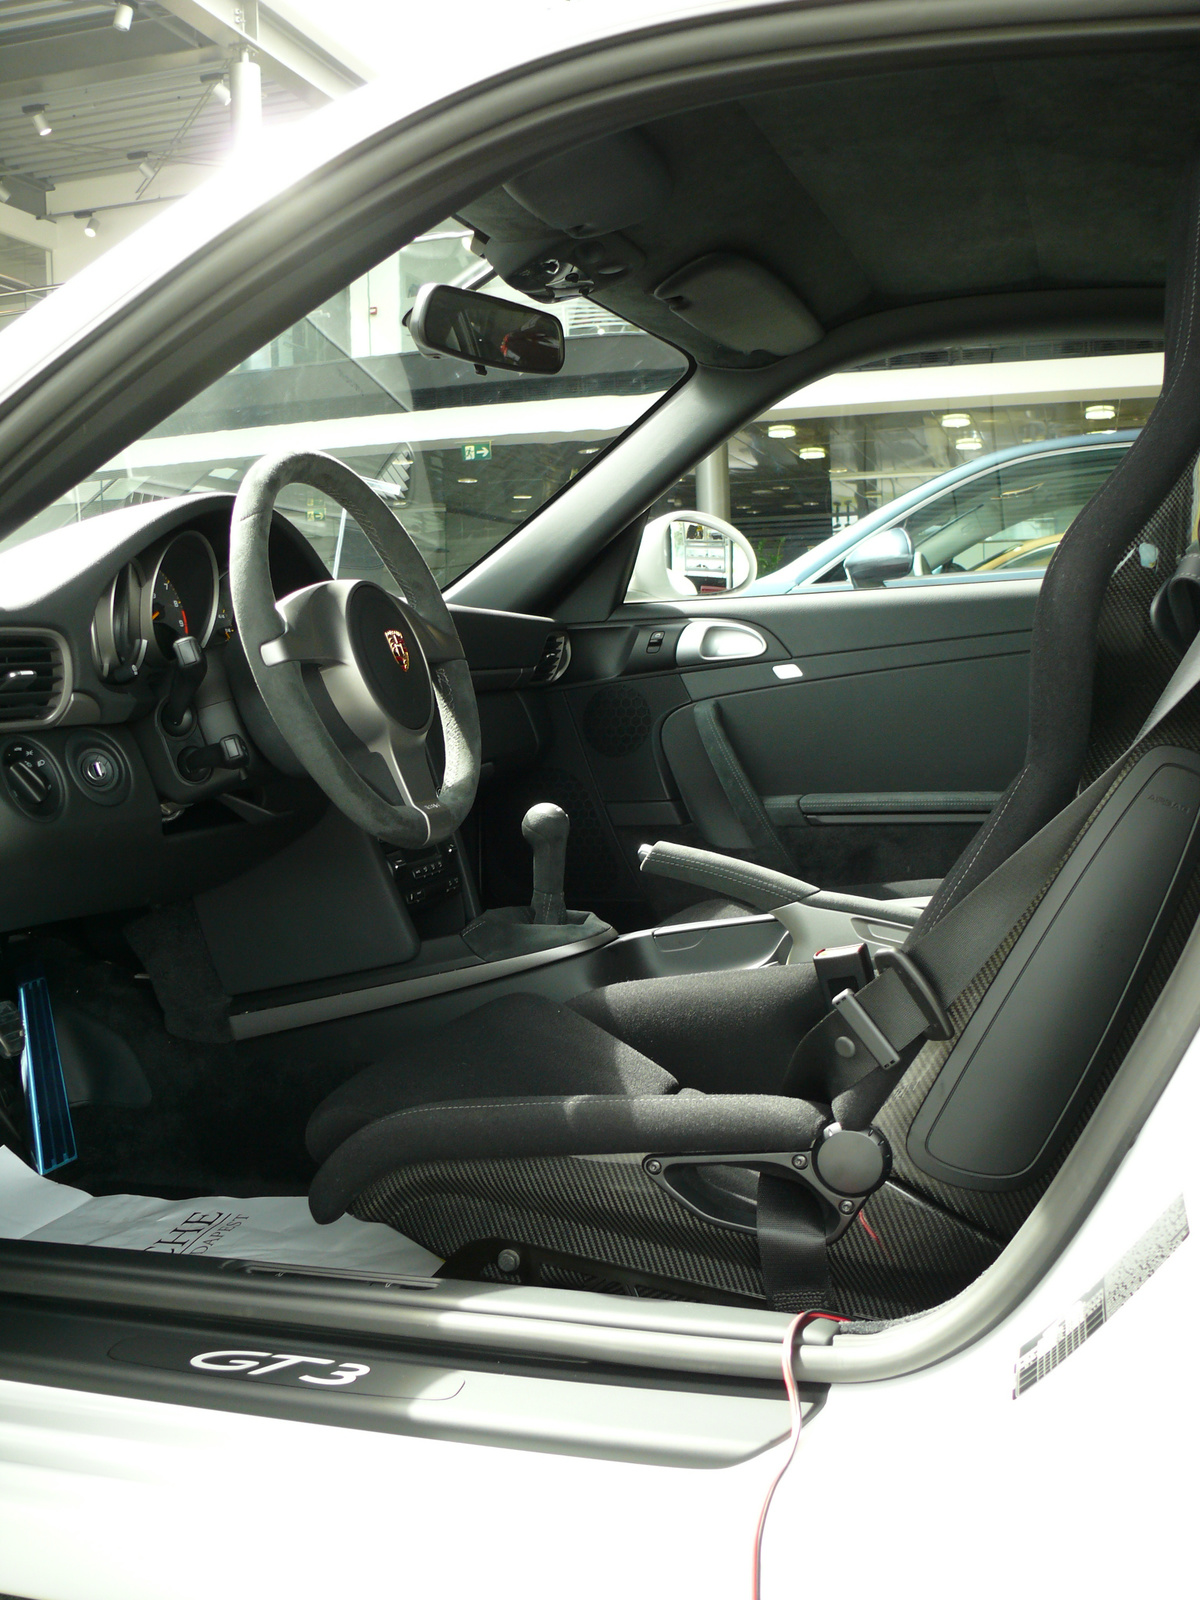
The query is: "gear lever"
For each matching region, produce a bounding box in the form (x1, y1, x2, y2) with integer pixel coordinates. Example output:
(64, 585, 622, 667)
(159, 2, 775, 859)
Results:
(522, 803, 569, 924)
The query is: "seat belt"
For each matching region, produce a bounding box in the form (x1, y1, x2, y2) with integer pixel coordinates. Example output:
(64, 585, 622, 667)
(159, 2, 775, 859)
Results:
(784, 619, 1200, 1137)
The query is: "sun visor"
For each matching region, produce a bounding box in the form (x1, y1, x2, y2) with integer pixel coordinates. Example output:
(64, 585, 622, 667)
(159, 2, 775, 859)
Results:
(504, 131, 672, 239)
(653, 254, 822, 355)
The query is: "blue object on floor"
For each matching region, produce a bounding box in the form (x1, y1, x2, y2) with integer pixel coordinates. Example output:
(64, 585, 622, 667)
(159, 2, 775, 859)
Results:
(18, 974, 76, 1174)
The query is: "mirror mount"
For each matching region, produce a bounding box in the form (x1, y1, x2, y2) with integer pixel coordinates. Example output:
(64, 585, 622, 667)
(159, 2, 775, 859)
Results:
(406, 282, 565, 375)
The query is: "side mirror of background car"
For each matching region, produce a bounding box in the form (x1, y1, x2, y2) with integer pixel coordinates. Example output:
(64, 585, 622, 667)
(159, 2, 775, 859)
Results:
(627, 510, 758, 602)
(844, 524, 915, 588)
(407, 283, 565, 374)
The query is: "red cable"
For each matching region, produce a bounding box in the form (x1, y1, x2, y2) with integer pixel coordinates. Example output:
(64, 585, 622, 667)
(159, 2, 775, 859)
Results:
(858, 1210, 881, 1244)
(751, 1309, 848, 1600)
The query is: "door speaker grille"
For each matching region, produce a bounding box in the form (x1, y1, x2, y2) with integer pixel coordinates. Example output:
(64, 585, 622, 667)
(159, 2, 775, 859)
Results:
(582, 684, 651, 757)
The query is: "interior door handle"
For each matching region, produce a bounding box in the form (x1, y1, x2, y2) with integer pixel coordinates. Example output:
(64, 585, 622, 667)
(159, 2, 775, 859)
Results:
(676, 619, 767, 666)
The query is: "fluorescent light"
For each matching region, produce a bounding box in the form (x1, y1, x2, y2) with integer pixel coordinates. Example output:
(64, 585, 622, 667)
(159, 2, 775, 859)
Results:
(767, 423, 796, 439)
(1084, 403, 1116, 421)
(512, 493, 532, 499)
(955, 431, 984, 453)
(112, 3, 134, 30)
(798, 446, 827, 460)
(940, 412, 972, 429)
(579, 447, 599, 454)
(24, 105, 51, 137)
(457, 477, 477, 483)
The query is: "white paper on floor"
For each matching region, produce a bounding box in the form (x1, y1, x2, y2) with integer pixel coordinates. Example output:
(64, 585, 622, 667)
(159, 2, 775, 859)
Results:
(0, 1147, 441, 1276)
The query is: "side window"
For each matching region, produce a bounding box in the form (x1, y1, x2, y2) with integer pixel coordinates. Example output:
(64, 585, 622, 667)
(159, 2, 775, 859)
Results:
(624, 341, 1160, 603)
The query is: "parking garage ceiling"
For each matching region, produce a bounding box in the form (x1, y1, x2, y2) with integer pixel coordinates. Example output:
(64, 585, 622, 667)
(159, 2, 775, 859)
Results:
(0, 0, 363, 212)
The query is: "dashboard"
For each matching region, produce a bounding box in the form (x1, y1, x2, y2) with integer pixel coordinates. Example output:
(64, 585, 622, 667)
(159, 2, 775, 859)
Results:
(0, 493, 562, 937)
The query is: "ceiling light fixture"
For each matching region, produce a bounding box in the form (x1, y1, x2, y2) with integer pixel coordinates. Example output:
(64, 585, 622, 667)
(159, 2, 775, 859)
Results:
(201, 72, 232, 106)
(579, 447, 599, 455)
(112, 3, 134, 30)
(512, 493, 532, 499)
(798, 446, 827, 460)
(0, 180, 10, 205)
(457, 477, 477, 484)
(955, 431, 984, 453)
(79, 213, 97, 237)
(767, 423, 796, 439)
(1085, 403, 1117, 421)
(24, 105, 51, 137)
(940, 412, 972, 430)
(128, 151, 156, 180)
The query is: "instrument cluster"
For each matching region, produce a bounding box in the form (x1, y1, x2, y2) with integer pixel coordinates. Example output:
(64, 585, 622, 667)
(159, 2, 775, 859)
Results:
(90, 530, 231, 682)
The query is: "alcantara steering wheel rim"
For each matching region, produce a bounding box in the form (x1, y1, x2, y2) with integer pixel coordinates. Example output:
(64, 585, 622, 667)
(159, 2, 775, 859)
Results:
(229, 449, 480, 848)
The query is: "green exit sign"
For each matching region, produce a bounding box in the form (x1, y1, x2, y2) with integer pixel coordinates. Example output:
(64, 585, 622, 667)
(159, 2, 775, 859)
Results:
(461, 442, 492, 461)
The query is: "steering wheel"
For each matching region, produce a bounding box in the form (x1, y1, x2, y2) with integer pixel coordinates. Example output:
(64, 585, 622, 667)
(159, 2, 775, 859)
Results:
(229, 451, 480, 848)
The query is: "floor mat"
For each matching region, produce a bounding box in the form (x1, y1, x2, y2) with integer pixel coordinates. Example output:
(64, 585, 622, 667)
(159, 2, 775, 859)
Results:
(0, 1148, 440, 1275)
(16, 933, 368, 1197)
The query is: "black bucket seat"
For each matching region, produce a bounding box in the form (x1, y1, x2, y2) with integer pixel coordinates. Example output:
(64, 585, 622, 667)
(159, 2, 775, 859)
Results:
(305, 156, 1200, 1318)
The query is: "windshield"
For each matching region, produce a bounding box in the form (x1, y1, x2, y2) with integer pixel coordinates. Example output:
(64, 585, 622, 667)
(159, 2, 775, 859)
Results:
(12, 224, 688, 586)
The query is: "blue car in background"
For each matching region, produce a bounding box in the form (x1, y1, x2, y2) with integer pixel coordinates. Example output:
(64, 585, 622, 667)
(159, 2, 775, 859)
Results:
(745, 430, 1140, 594)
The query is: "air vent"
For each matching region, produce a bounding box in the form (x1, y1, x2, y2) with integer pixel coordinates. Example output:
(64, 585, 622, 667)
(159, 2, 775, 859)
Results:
(531, 631, 570, 683)
(0, 631, 68, 729)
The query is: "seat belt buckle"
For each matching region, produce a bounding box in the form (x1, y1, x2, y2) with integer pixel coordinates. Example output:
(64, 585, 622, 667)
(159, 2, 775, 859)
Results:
(813, 942, 875, 1009)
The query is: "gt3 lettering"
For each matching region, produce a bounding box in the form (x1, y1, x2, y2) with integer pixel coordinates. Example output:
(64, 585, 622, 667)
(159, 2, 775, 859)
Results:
(189, 1349, 371, 1385)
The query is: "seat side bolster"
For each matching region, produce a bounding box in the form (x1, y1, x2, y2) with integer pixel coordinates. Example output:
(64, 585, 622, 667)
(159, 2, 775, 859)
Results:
(308, 1093, 828, 1223)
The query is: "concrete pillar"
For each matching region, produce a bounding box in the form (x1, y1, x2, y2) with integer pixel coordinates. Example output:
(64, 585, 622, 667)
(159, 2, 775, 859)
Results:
(695, 441, 730, 521)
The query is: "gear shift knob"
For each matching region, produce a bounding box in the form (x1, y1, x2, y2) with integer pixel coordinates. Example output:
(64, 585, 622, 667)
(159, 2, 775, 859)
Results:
(522, 803, 569, 924)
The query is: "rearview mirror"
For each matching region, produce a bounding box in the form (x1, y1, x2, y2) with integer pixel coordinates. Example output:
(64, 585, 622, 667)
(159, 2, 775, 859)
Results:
(407, 283, 565, 374)
(627, 511, 757, 602)
(844, 525, 914, 588)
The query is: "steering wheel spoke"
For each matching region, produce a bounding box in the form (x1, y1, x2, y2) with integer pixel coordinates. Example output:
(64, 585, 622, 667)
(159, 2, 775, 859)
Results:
(260, 581, 353, 667)
(375, 723, 440, 818)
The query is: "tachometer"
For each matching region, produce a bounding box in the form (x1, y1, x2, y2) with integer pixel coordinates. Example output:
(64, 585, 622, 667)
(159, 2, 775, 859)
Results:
(138, 531, 219, 665)
(152, 573, 189, 649)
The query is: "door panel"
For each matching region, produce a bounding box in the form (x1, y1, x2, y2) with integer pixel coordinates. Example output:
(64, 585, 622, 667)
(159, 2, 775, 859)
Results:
(662, 580, 1035, 891)
(479, 577, 1038, 926)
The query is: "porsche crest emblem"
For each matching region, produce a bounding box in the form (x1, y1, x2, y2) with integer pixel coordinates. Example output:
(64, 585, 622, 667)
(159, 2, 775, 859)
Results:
(384, 629, 410, 671)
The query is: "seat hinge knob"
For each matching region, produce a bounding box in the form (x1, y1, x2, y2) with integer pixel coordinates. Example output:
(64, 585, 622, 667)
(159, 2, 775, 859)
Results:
(811, 1124, 892, 1198)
